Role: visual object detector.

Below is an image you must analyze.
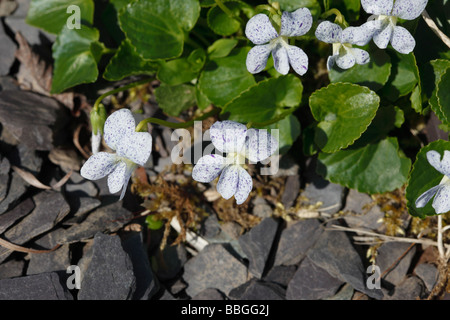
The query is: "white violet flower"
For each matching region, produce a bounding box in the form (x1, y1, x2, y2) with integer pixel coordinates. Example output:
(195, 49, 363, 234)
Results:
(315, 21, 370, 70)
(245, 8, 312, 75)
(91, 130, 101, 155)
(415, 150, 450, 214)
(80, 109, 152, 200)
(192, 120, 278, 205)
(359, 0, 429, 54)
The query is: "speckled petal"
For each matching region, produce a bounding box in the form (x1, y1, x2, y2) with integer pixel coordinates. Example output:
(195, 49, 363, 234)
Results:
(336, 51, 356, 69)
(286, 45, 308, 75)
(210, 120, 247, 154)
(234, 167, 253, 205)
(272, 44, 290, 75)
(245, 13, 278, 45)
(80, 152, 117, 180)
(391, 26, 415, 54)
(351, 48, 370, 65)
(192, 154, 225, 183)
(427, 150, 450, 176)
(216, 165, 239, 200)
(119, 168, 133, 201)
(107, 161, 127, 194)
(244, 128, 279, 163)
(341, 26, 374, 46)
(392, 0, 428, 20)
(327, 55, 337, 71)
(104, 109, 136, 151)
(280, 8, 313, 37)
(373, 23, 394, 49)
(432, 184, 450, 214)
(116, 131, 152, 166)
(315, 21, 342, 44)
(246, 44, 272, 74)
(415, 185, 441, 208)
(361, 0, 394, 15)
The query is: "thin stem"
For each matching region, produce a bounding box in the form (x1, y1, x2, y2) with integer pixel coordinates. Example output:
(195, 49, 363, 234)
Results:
(321, 8, 348, 28)
(93, 78, 153, 112)
(135, 107, 220, 132)
(254, 4, 278, 16)
(438, 215, 445, 260)
(422, 10, 450, 49)
(214, 0, 243, 24)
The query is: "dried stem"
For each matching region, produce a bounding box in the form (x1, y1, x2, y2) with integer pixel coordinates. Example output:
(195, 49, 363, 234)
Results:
(422, 9, 450, 49)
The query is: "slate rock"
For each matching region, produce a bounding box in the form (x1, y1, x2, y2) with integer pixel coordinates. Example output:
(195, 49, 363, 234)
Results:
(0, 90, 68, 151)
(376, 242, 416, 287)
(26, 244, 70, 275)
(238, 217, 279, 279)
(0, 272, 72, 300)
(302, 174, 344, 214)
(192, 288, 226, 300)
(274, 219, 323, 266)
(342, 189, 384, 231)
(273, 154, 300, 177)
(414, 263, 439, 292)
(122, 231, 159, 300)
(0, 197, 34, 234)
(286, 256, 344, 300)
(228, 279, 285, 300)
(383, 276, 426, 300)
(0, 23, 16, 76)
(0, 76, 19, 91)
(78, 233, 136, 300)
(0, 171, 28, 215)
(307, 227, 383, 299)
(183, 243, 248, 297)
(281, 175, 300, 209)
(0, 259, 25, 280)
(153, 243, 188, 281)
(6, 142, 44, 175)
(168, 278, 187, 295)
(252, 196, 272, 219)
(0, 157, 10, 202)
(263, 265, 297, 288)
(0, 190, 70, 263)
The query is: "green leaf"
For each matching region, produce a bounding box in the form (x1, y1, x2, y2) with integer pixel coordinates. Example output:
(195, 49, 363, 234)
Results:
(154, 84, 197, 117)
(379, 51, 419, 102)
(302, 123, 319, 156)
(317, 137, 411, 194)
(198, 47, 255, 107)
(200, 0, 216, 7)
(157, 48, 206, 85)
(410, 84, 423, 114)
(222, 74, 303, 123)
(269, 0, 321, 18)
(436, 67, 450, 124)
(195, 84, 212, 110)
(260, 114, 301, 154)
(406, 140, 450, 218)
(26, 0, 94, 34)
(207, 1, 244, 36)
(329, 49, 391, 92)
(207, 39, 239, 59)
(103, 39, 158, 81)
(427, 59, 450, 123)
(309, 83, 380, 153)
(119, 0, 199, 60)
(51, 26, 103, 93)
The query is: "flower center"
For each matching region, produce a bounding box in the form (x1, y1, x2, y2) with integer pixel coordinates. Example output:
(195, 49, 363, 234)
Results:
(332, 42, 352, 56)
(225, 152, 246, 166)
(440, 175, 450, 185)
(373, 14, 398, 27)
(270, 36, 289, 49)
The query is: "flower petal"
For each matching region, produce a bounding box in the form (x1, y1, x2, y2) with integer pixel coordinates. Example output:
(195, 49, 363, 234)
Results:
(116, 131, 152, 166)
(104, 109, 136, 151)
(391, 26, 415, 54)
(107, 161, 128, 194)
(351, 48, 370, 65)
(392, 0, 428, 20)
(432, 183, 450, 214)
(327, 55, 337, 71)
(341, 26, 374, 46)
(286, 45, 308, 75)
(415, 184, 441, 208)
(315, 21, 342, 43)
(361, 0, 394, 15)
(216, 165, 239, 200)
(234, 167, 253, 205)
(272, 44, 290, 75)
(246, 44, 272, 74)
(244, 128, 279, 163)
(427, 150, 450, 176)
(373, 23, 394, 49)
(119, 168, 133, 201)
(80, 152, 117, 180)
(210, 120, 247, 154)
(245, 13, 278, 45)
(192, 154, 225, 183)
(280, 8, 313, 37)
(336, 51, 356, 69)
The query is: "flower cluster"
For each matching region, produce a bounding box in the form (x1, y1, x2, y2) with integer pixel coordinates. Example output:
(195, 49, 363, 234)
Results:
(245, 0, 428, 73)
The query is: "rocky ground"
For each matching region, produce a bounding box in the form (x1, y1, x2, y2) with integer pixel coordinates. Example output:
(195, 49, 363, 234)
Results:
(0, 0, 448, 301)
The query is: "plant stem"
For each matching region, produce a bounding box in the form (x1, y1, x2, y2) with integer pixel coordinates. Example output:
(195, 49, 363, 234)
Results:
(214, 0, 243, 24)
(321, 8, 348, 28)
(438, 214, 445, 260)
(93, 78, 153, 113)
(422, 10, 450, 49)
(135, 107, 220, 132)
